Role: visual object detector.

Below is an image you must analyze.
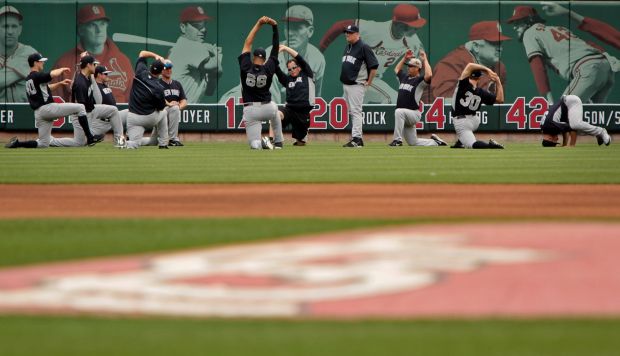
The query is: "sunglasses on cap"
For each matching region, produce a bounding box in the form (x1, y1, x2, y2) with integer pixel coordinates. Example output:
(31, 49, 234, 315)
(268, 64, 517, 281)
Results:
(287, 66, 299, 72)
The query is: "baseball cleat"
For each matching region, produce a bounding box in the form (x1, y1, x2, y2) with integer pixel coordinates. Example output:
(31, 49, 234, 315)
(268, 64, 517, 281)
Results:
(599, 129, 611, 146)
(114, 136, 126, 148)
(293, 140, 306, 146)
(5, 136, 19, 148)
(451, 140, 464, 149)
(431, 134, 448, 146)
(343, 137, 364, 148)
(261, 136, 274, 150)
(158, 145, 169, 149)
(169, 139, 184, 146)
(488, 138, 504, 149)
(87, 134, 104, 146)
(273, 142, 283, 149)
(388, 140, 402, 147)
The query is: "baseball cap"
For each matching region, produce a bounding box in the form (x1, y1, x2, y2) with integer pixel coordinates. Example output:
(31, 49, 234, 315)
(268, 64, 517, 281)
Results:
(506, 6, 538, 24)
(80, 55, 99, 66)
(407, 58, 422, 68)
(0, 5, 23, 20)
(78, 4, 109, 25)
(542, 139, 560, 147)
(470, 70, 483, 78)
(95, 65, 112, 76)
(253, 48, 267, 59)
(150, 59, 164, 74)
(392, 4, 426, 28)
(180, 6, 212, 23)
(344, 24, 359, 33)
(282, 5, 313, 26)
(163, 60, 173, 69)
(469, 21, 511, 42)
(27, 53, 48, 67)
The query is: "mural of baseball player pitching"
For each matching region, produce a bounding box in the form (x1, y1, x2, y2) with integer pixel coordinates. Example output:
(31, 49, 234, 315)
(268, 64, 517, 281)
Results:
(320, 3, 426, 104)
(507, 5, 615, 104)
(0, 6, 38, 103)
(52, 4, 134, 103)
(168, 6, 221, 103)
(428, 21, 510, 104)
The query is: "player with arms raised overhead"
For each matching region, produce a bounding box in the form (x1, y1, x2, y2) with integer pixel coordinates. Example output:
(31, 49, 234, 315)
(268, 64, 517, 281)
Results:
(450, 63, 504, 149)
(239, 16, 284, 150)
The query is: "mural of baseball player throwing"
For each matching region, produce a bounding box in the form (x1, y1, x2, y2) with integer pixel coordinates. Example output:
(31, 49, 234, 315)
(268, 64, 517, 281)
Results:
(428, 21, 510, 104)
(52, 4, 134, 103)
(0, 6, 38, 103)
(507, 5, 615, 104)
(320, 4, 426, 104)
(168, 6, 221, 104)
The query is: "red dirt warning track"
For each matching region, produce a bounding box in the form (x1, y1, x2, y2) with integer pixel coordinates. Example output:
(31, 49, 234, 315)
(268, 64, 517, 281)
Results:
(1, 183, 620, 219)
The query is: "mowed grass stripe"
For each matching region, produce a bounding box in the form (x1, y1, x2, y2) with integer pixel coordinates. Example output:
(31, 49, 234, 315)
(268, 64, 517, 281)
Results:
(1, 316, 619, 356)
(1, 142, 618, 183)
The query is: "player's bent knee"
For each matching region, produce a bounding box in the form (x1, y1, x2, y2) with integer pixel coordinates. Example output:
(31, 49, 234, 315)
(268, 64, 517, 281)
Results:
(250, 140, 262, 150)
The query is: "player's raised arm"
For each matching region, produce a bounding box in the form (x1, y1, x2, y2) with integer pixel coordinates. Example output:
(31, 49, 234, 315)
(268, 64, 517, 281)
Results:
(268, 17, 279, 59)
(419, 50, 432, 83)
(138, 50, 163, 61)
(242, 17, 268, 54)
(459, 63, 492, 80)
(489, 71, 504, 104)
(50, 67, 71, 78)
(394, 50, 412, 76)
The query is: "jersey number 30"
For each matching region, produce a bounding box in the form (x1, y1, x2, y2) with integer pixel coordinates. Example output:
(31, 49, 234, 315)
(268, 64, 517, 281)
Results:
(246, 74, 268, 88)
(459, 91, 482, 111)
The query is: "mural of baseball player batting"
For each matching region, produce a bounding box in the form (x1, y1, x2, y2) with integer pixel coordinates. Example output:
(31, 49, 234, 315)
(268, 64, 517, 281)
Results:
(168, 6, 221, 104)
(319, 3, 426, 104)
(508, 5, 615, 104)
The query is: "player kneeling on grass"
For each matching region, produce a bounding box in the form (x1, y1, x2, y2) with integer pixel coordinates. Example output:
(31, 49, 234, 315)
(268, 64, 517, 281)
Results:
(541, 94, 611, 147)
(389, 50, 447, 147)
(273, 44, 314, 146)
(450, 63, 504, 149)
(239, 16, 284, 150)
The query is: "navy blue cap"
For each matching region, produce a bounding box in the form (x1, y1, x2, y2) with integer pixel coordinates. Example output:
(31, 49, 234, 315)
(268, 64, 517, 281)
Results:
(470, 70, 483, 78)
(344, 24, 359, 33)
(253, 48, 266, 59)
(150, 59, 164, 74)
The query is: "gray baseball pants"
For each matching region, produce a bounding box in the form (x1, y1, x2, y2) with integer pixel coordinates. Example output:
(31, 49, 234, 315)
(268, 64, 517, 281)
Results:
(453, 115, 480, 149)
(393, 108, 438, 146)
(242, 102, 282, 149)
(88, 104, 124, 142)
(126, 110, 168, 149)
(343, 83, 366, 139)
(165, 106, 181, 141)
(564, 95, 605, 136)
(34, 102, 87, 148)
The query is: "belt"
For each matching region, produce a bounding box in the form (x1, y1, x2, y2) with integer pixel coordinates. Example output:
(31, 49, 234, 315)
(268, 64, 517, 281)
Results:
(243, 101, 270, 106)
(454, 115, 467, 119)
(99, 117, 110, 122)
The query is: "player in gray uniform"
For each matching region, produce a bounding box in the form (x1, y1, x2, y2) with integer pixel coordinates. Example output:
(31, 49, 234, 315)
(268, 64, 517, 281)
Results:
(122, 50, 168, 149)
(239, 16, 284, 150)
(88, 64, 125, 147)
(5, 53, 93, 149)
(340, 24, 379, 148)
(451, 63, 504, 149)
(52, 54, 121, 147)
(93, 64, 129, 128)
(390, 50, 447, 147)
(541, 95, 611, 147)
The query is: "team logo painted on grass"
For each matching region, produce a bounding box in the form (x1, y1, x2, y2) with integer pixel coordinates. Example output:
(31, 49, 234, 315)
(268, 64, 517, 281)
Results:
(0, 224, 620, 317)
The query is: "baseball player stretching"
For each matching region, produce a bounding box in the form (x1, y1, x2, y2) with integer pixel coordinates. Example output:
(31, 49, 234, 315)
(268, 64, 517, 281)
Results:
(451, 63, 504, 149)
(274, 44, 315, 146)
(122, 51, 168, 149)
(341, 24, 379, 148)
(160, 60, 187, 146)
(52, 54, 122, 147)
(390, 50, 447, 147)
(93, 64, 129, 130)
(508, 6, 614, 104)
(541, 95, 611, 147)
(5, 53, 94, 149)
(239, 16, 284, 150)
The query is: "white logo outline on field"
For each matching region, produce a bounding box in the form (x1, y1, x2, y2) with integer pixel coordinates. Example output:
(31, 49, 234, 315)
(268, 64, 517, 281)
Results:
(0, 231, 549, 317)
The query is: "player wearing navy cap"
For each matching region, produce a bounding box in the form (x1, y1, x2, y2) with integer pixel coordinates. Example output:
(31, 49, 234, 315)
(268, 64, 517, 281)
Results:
(340, 24, 379, 148)
(239, 16, 284, 150)
(122, 50, 168, 149)
(160, 60, 187, 146)
(450, 63, 504, 149)
(6, 53, 94, 149)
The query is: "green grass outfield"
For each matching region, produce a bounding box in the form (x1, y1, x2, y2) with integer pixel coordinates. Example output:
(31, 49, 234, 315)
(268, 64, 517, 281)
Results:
(1, 142, 619, 183)
(2, 142, 619, 355)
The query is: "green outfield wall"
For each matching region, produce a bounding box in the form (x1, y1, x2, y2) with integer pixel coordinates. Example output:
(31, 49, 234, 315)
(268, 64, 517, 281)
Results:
(1, 0, 619, 133)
